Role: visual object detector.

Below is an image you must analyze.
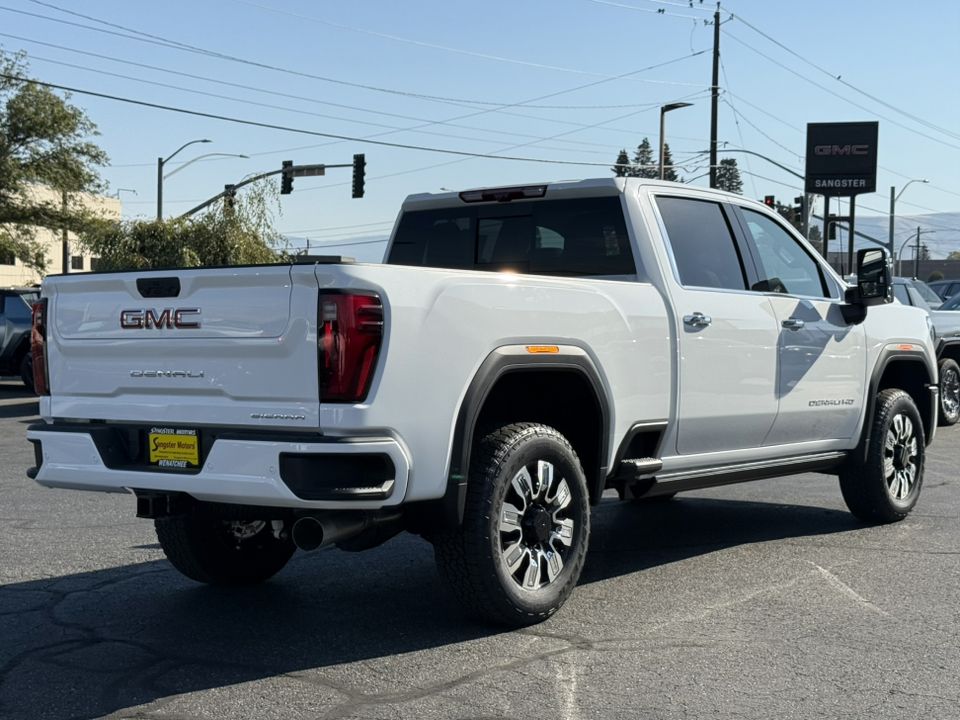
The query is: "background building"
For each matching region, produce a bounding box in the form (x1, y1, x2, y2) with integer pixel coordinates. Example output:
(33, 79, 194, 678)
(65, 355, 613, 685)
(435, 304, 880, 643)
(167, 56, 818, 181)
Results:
(0, 186, 121, 286)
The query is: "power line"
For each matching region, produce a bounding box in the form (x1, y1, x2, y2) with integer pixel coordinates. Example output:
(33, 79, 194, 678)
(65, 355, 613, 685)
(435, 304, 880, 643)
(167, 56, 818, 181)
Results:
(228, 0, 701, 82)
(583, 0, 706, 21)
(721, 29, 960, 153)
(0, 72, 695, 170)
(20, 1, 705, 91)
(6, 32, 707, 160)
(728, 12, 960, 143)
(283, 220, 395, 235)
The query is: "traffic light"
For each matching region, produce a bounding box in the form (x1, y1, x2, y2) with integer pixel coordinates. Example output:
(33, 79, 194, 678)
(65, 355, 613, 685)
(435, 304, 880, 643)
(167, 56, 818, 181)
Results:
(827, 213, 837, 241)
(352, 154, 365, 199)
(794, 195, 805, 224)
(281, 160, 293, 195)
(223, 184, 237, 210)
(763, 195, 775, 207)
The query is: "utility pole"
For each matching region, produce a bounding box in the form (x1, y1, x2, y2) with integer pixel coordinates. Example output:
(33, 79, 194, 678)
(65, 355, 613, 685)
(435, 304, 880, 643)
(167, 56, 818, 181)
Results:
(61, 191, 69, 274)
(915, 226, 921, 279)
(709, 5, 720, 189)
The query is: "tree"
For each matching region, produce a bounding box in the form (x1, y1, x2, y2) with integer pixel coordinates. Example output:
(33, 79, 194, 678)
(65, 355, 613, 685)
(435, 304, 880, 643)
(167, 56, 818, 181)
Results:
(715, 158, 743, 194)
(612, 149, 630, 177)
(928, 270, 945, 282)
(77, 180, 289, 271)
(919, 242, 931, 261)
(661, 143, 681, 182)
(807, 225, 823, 256)
(631, 138, 658, 179)
(0, 48, 108, 273)
(947, 251, 960, 260)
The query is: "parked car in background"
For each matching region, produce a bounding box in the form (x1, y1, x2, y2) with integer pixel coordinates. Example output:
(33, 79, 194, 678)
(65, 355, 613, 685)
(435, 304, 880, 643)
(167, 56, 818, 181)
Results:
(940, 293, 960, 312)
(926, 278, 960, 302)
(0, 287, 40, 392)
(893, 277, 960, 425)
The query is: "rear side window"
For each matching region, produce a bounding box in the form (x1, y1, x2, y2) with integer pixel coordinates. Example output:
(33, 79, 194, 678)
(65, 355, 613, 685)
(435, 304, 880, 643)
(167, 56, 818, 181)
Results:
(387, 197, 636, 278)
(4, 295, 33, 321)
(655, 196, 747, 291)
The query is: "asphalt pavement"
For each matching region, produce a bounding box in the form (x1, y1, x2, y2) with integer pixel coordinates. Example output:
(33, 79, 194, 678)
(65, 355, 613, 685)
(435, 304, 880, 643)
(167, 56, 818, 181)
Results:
(1, 378, 958, 719)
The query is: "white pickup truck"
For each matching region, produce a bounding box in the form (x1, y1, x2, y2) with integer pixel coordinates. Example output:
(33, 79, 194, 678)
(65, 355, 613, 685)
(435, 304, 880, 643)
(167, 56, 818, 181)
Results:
(26, 178, 939, 625)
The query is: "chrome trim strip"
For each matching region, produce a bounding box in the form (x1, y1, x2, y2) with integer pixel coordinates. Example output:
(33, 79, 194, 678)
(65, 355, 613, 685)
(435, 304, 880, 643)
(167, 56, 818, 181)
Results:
(656, 451, 847, 483)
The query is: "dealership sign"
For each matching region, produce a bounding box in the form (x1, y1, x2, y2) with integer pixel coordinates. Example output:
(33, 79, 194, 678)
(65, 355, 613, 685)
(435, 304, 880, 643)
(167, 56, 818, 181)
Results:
(805, 121, 879, 195)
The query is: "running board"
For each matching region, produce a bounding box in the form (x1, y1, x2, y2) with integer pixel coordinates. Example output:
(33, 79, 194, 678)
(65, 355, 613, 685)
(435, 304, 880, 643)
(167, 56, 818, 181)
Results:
(650, 451, 847, 493)
(613, 457, 663, 481)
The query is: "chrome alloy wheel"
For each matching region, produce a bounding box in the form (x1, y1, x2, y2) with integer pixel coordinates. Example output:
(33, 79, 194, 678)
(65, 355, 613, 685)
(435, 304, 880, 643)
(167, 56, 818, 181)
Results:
(884, 413, 918, 501)
(498, 460, 575, 591)
(942, 366, 960, 418)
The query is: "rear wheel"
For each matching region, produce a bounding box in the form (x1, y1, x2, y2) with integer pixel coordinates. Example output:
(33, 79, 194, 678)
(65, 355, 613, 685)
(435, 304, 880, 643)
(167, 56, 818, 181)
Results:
(938, 358, 960, 426)
(155, 516, 295, 585)
(839, 389, 924, 523)
(435, 423, 590, 626)
(20, 353, 34, 393)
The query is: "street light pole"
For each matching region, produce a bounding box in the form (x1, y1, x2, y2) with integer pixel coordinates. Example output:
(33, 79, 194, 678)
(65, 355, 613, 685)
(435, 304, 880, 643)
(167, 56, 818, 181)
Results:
(659, 102, 692, 181)
(888, 179, 928, 259)
(162, 153, 249, 181)
(157, 139, 211, 220)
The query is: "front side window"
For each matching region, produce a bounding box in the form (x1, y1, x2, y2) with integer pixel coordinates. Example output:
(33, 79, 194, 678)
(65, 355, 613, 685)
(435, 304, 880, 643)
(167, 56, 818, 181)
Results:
(655, 196, 747, 290)
(739, 208, 827, 298)
(387, 197, 636, 278)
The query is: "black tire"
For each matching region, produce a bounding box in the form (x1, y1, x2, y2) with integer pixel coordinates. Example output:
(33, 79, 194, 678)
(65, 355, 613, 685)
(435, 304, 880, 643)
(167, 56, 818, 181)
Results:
(155, 516, 295, 585)
(20, 352, 35, 394)
(937, 358, 960, 427)
(434, 423, 590, 626)
(839, 389, 924, 523)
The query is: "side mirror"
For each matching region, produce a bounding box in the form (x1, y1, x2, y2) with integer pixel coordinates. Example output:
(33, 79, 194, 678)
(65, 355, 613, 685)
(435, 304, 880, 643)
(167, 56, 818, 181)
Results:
(841, 249, 892, 325)
(856, 248, 892, 306)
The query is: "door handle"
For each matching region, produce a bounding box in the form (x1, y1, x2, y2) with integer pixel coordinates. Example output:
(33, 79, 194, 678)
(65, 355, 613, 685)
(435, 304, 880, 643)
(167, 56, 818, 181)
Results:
(781, 318, 805, 330)
(683, 312, 712, 327)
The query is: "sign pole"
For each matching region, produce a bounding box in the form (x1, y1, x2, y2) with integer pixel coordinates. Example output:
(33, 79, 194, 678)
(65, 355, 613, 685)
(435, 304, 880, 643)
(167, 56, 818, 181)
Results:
(847, 195, 856, 275)
(823, 195, 831, 269)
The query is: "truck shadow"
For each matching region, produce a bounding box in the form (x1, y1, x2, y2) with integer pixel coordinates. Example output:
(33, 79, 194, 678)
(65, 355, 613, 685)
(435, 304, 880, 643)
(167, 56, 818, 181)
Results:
(0, 495, 860, 720)
(0, 382, 38, 420)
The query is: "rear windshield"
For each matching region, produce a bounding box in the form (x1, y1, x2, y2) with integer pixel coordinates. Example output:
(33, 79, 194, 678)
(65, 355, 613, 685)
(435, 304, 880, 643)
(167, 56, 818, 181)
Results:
(386, 197, 636, 277)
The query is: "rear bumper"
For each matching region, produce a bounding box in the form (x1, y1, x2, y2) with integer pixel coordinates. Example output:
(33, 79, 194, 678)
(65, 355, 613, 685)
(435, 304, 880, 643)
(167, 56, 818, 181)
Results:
(26, 423, 410, 510)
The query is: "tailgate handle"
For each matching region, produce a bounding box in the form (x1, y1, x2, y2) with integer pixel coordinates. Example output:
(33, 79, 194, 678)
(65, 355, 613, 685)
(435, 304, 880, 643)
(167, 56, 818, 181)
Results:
(137, 277, 181, 298)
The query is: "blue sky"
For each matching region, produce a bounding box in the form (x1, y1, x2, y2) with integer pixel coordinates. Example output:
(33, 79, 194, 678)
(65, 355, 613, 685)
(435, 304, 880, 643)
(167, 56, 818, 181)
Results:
(2, 0, 958, 258)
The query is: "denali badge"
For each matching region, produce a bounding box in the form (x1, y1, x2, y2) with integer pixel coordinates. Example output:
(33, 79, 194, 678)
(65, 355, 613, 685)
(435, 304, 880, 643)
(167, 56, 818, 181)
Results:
(120, 308, 201, 329)
(131, 370, 204, 378)
(251, 413, 306, 420)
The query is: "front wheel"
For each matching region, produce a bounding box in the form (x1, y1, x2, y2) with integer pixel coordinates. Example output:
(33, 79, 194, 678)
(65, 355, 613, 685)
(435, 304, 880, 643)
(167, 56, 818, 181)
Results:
(839, 389, 924, 523)
(435, 423, 590, 626)
(155, 516, 295, 585)
(938, 358, 960, 426)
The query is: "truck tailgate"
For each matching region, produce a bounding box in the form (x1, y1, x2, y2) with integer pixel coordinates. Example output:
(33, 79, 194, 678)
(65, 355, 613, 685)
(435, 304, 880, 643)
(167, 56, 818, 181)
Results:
(43, 265, 321, 428)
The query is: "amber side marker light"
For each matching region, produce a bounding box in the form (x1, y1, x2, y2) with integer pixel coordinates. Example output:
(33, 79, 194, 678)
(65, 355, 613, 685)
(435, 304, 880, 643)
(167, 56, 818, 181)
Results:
(898, 344, 915, 351)
(526, 346, 559, 354)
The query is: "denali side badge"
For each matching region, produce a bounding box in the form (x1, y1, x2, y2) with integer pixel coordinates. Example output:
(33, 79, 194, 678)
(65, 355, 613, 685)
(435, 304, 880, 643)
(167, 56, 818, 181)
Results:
(120, 308, 201, 329)
(251, 413, 306, 420)
(131, 370, 205, 378)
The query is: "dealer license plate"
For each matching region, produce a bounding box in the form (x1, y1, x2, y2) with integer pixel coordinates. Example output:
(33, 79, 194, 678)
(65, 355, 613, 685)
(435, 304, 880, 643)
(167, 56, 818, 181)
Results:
(148, 427, 200, 469)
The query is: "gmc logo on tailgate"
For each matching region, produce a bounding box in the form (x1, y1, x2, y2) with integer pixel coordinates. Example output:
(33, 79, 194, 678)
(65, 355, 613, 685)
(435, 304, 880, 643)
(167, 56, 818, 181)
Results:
(120, 308, 201, 329)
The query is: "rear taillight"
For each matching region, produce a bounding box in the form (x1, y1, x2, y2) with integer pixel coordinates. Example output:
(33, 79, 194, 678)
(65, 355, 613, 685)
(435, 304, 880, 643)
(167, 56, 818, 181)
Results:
(31, 299, 50, 396)
(318, 293, 383, 403)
